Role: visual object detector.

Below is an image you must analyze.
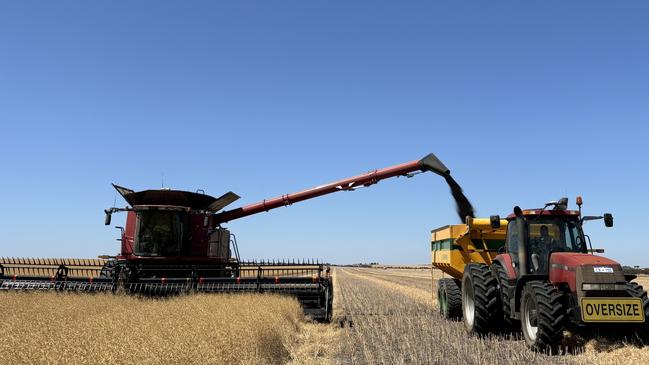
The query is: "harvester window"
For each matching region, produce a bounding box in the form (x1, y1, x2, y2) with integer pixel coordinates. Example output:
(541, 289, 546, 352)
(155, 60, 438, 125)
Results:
(134, 211, 188, 256)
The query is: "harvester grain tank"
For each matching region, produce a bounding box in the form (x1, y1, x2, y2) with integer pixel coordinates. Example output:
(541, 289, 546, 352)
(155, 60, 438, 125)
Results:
(431, 197, 649, 351)
(1, 152, 467, 321)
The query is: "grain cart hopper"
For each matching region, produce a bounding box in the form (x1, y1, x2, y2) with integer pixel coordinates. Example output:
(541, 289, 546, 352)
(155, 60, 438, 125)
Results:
(1, 152, 469, 322)
(432, 197, 649, 351)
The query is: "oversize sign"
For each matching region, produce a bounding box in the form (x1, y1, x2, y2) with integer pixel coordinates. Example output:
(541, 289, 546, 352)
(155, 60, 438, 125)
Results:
(580, 298, 645, 322)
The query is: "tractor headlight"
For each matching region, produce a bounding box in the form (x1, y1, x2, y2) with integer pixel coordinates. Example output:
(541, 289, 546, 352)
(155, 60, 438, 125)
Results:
(582, 283, 627, 291)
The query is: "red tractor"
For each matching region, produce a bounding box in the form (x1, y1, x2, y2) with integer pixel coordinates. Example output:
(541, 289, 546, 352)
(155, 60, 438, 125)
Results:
(460, 198, 649, 350)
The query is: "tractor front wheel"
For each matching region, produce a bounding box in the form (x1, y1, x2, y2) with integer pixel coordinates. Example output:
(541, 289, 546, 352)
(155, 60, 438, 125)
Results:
(625, 282, 649, 332)
(520, 281, 566, 353)
(461, 263, 500, 335)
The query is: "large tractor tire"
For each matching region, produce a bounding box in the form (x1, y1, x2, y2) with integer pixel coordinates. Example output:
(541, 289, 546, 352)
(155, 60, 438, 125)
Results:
(438, 278, 462, 320)
(520, 281, 566, 352)
(461, 263, 501, 335)
(492, 264, 520, 331)
(625, 282, 649, 332)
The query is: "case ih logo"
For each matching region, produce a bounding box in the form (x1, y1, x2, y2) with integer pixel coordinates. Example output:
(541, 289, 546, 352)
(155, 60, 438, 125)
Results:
(593, 266, 614, 273)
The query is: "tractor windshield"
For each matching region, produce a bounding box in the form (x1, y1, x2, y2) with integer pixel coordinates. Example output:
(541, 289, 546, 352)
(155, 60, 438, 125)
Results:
(134, 210, 188, 256)
(528, 217, 586, 254)
(525, 216, 586, 274)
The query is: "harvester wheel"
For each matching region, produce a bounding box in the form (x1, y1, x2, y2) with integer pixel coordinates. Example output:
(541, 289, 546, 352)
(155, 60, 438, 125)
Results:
(99, 260, 116, 279)
(324, 283, 334, 323)
(492, 264, 520, 331)
(438, 278, 462, 320)
(520, 281, 566, 353)
(461, 263, 500, 335)
(625, 282, 649, 331)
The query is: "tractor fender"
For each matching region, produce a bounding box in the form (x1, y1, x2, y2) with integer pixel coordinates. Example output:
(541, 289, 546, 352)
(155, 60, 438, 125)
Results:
(625, 274, 638, 282)
(493, 254, 516, 280)
(512, 275, 548, 316)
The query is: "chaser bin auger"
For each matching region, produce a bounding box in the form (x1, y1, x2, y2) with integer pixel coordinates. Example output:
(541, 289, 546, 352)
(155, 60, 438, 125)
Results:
(1, 153, 468, 322)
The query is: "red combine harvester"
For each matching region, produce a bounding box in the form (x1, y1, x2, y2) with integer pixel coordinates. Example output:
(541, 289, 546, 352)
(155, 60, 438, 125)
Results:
(0, 153, 468, 321)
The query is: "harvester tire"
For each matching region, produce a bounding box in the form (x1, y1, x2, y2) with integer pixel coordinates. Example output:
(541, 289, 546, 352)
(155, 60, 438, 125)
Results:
(99, 260, 116, 279)
(492, 264, 520, 331)
(461, 263, 500, 335)
(521, 281, 566, 353)
(324, 283, 334, 323)
(625, 282, 649, 331)
(438, 278, 462, 320)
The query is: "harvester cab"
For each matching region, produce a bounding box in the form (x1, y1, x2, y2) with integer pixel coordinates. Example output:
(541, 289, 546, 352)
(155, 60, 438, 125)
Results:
(105, 185, 241, 263)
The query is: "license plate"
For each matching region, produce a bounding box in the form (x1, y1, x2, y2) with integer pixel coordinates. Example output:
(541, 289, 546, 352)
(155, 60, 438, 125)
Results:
(593, 266, 614, 273)
(581, 298, 645, 322)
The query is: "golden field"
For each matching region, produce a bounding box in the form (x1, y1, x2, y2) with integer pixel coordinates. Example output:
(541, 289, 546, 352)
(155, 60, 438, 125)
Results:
(1, 269, 648, 364)
(0, 293, 306, 365)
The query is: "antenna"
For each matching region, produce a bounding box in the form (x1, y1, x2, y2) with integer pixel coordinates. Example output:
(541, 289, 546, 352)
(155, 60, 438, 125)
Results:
(161, 172, 165, 188)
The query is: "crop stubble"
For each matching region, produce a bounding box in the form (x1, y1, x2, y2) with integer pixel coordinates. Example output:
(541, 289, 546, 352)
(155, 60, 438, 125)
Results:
(331, 268, 649, 365)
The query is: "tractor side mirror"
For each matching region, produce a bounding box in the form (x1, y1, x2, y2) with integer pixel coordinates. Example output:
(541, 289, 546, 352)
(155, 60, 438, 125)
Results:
(604, 213, 613, 227)
(104, 210, 112, 226)
(490, 215, 501, 229)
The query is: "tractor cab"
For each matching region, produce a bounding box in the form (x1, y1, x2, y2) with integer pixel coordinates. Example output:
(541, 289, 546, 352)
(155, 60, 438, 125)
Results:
(491, 197, 612, 278)
(505, 208, 586, 276)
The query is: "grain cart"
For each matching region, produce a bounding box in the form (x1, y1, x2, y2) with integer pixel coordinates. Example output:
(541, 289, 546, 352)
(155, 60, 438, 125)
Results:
(1, 153, 469, 322)
(432, 197, 649, 351)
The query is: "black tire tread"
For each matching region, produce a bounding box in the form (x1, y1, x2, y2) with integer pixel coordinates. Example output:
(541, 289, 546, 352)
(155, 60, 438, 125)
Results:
(626, 282, 649, 330)
(464, 263, 501, 334)
(493, 264, 519, 330)
(523, 281, 566, 352)
(439, 278, 462, 320)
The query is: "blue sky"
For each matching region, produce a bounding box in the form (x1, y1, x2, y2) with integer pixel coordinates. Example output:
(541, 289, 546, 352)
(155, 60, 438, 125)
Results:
(0, 1, 647, 266)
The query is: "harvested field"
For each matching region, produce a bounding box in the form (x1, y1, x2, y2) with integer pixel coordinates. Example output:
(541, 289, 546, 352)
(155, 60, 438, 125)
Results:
(330, 267, 649, 365)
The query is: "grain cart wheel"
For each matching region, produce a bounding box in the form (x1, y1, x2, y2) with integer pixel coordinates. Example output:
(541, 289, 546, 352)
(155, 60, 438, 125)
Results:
(461, 263, 500, 335)
(492, 264, 520, 331)
(520, 281, 566, 352)
(438, 278, 462, 320)
(625, 282, 649, 332)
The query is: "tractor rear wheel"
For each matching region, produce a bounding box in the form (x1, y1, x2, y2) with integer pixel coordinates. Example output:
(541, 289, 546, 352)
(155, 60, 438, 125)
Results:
(461, 263, 500, 335)
(438, 278, 462, 320)
(493, 264, 520, 331)
(521, 281, 566, 352)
